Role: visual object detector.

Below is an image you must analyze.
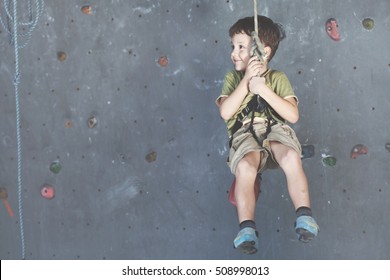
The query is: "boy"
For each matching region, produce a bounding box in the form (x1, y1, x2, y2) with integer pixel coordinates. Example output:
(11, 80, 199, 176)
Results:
(216, 16, 319, 255)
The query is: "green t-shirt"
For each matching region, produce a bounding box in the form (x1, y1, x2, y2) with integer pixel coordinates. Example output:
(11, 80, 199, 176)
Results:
(217, 69, 297, 136)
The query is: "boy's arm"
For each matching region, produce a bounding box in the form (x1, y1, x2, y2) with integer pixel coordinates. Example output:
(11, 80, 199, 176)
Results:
(216, 76, 250, 121)
(217, 57, 262, 121)
(249, 76, 299, 124)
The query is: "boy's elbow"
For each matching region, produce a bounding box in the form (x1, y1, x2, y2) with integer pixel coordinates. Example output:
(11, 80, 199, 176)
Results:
(285, 99, 299, 124)
(289, 113, 299, 124)
(217, 97, 231, 120)
(220, 109, 231, 121)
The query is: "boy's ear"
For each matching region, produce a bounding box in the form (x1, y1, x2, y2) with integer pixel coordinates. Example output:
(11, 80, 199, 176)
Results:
(263, 46, 272, 60)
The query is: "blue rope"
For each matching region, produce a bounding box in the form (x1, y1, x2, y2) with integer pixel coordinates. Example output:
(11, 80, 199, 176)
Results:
(1, 0, 44, 260)
(12, 0, 26, 261)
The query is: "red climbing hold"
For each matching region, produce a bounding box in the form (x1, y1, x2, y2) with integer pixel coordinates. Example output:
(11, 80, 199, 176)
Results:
(0, 187, 14, 217)
(41, 184, 55, 199)
(228, 176, 261, 207)
(350, 144, 368, 159)
(325, 18, 340, 41)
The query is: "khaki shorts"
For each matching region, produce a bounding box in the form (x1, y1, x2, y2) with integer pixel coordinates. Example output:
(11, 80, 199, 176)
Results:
(227, 120, 302, 175)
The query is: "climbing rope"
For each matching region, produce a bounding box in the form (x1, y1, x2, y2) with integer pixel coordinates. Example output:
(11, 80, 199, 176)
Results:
(253, 0, 258, 35)
(251, 0, 267, 62)
(0, 0, 44, 260)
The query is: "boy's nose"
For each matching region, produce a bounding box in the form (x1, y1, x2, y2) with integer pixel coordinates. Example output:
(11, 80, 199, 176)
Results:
(231, 49, 239, 58)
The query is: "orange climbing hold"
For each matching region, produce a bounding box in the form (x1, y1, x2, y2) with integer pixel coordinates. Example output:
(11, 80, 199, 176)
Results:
(158, 56, 168, 67)
(65, 120, 73, 128)
(81, 5, 92, 15)
(57, 51, 67, 62)
(350, 144, 368, 159)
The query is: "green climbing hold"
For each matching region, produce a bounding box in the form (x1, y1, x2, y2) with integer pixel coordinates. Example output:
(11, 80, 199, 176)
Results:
(322, 156, 337, 167)
(362, 18, 374, 30)
(50, 161, 62, 174)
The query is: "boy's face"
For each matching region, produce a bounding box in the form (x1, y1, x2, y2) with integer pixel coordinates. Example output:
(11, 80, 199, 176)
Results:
(230, 32, 252, 72)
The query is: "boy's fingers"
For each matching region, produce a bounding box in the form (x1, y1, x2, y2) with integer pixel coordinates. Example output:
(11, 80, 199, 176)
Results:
(249, 56, 259, 64)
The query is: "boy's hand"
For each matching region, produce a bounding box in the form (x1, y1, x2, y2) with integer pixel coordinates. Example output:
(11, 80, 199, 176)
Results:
(244, 56, 263, 81)
(248, 76, 267, 96)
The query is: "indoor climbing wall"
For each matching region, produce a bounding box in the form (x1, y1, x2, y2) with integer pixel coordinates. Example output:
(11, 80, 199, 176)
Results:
(1, 0, 389, 260)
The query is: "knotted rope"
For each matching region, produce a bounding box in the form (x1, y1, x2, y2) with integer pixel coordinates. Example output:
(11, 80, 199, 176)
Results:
(251, 0, 267, 62)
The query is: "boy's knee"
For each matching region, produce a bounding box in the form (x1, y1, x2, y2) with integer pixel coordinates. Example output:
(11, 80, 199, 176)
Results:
(236, 158, 258, 178)
(278, 148, 301, 167)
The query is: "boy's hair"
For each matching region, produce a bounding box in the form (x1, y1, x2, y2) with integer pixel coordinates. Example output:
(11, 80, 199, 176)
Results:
(229, 16, 285, 62)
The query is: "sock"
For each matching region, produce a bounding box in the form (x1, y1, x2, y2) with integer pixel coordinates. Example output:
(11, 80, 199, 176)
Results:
(296, 206, 312, 217)
(239, 220, 256, 230)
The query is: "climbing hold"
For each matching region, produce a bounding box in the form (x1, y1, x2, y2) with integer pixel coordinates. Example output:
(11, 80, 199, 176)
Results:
(325, 18, 340, 41)
(65, 120, 73, 128)
(229, 175, 261, 207)
(322, 155, 337, 167)
(57, 51, 67, 62)
(50, 161, 62, 174)
(362, 18, 374, 30)
(87, 116, 98, 128)
(0, 187, 14, 217)
(0, 187, 7, 199)
(385, 143, 390, 152)
(145, 151, 157, 163)
(81, 5, 92, 15)
(350, 144, 368, 159)
(41, 184, 55, 199)
(301, 145, 315, 159)
(157, 56, 168, 67)
(118, 153, 127, 164)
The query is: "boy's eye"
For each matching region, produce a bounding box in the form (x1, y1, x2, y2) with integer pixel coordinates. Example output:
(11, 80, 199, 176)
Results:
(231, 44, 246, 51)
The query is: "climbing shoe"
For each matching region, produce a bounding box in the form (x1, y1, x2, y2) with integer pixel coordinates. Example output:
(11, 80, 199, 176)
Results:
(233, 227, 259, 254)
(295, 216, 319, 243)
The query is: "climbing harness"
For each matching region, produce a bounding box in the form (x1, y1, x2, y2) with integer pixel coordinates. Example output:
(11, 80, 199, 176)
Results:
(0, 0, 44, 259)
(229, 70, 285, 148)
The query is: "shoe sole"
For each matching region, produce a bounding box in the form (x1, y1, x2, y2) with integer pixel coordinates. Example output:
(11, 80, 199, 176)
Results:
(236, 240, 258, 254)
(296, 228, 315, 243)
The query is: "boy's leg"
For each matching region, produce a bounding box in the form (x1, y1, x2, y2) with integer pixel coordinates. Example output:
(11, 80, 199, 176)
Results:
(235, 151, 261, 223)
(269, 141, 310, 208)
(269, 141, 319, 241)
(233, 151, 261, 254)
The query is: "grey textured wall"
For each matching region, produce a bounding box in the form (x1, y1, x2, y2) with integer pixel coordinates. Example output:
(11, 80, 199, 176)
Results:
(0, 0, 389, 260)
